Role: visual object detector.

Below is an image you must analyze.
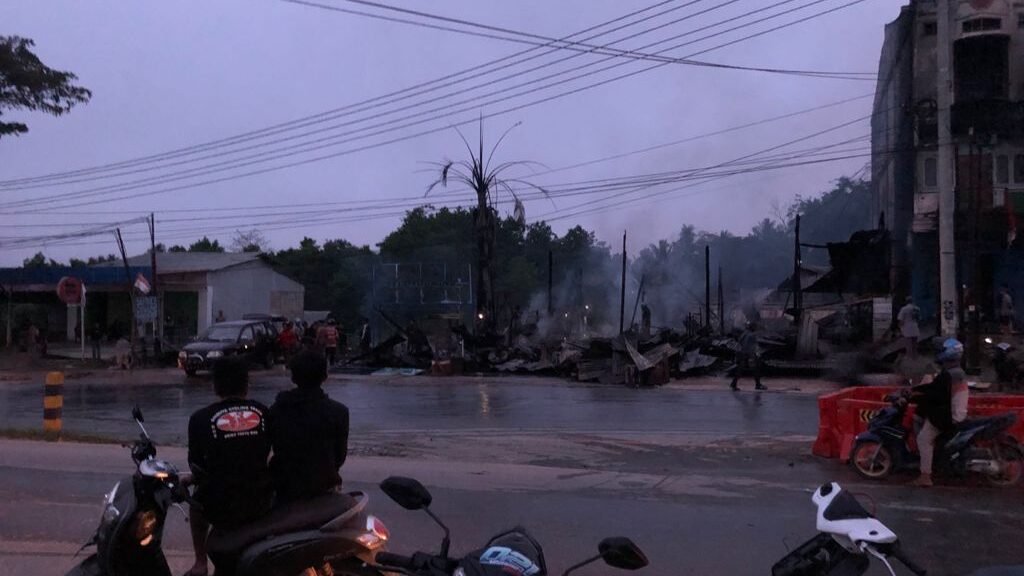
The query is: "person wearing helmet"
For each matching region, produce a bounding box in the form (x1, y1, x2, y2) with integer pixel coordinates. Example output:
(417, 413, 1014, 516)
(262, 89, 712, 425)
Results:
(909, 338, 968, 487)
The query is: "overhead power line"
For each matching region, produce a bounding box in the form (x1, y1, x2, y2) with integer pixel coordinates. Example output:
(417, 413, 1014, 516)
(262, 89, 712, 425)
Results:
(0, 0, 691, 187)
(0, 0, 872, 213)
(286, 0, 875, 79)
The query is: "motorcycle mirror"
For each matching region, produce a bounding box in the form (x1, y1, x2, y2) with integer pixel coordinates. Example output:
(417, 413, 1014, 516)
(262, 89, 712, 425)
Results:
(599, 538, 649, 571)
(380, 476, 433, 511)
(132, 405, 145, 423)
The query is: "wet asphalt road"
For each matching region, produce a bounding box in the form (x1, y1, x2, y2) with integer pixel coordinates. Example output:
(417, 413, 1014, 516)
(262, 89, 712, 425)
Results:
(0, 370, 819, 444)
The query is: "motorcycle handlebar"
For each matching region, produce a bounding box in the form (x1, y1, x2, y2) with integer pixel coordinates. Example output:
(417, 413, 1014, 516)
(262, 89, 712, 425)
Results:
(890, 547, 927, 576)
(375, 551, 417, 570)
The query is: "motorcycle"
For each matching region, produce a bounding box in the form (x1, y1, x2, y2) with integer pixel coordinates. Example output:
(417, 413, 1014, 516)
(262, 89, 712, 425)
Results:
(985, 337, 1022, 388)
(369, 475, 649, 575)
(850, 392, 1023, 486)
(66, 406, 390, 576)
(772, 482, 927, 576)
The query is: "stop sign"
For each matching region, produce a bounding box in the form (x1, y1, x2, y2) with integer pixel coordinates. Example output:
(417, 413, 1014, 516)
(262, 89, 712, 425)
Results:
(57, 277, 84, 305)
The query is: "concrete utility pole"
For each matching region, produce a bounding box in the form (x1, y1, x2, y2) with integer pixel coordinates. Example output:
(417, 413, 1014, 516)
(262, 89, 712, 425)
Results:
(937, 0, 959, 336)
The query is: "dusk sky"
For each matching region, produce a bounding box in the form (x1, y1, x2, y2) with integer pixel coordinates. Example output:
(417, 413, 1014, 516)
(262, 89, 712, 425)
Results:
(0, 0, 899, 266)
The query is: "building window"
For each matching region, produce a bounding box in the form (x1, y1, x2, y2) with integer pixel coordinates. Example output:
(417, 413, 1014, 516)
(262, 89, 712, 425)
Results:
(1018, 13, 1024, 28)
(924, 156, 938, 188)
(923, 21, 937, 36)
(996, 154, 1010, 185)
(962, 18, 1002, 33)
(1015, 154, 1024, 183)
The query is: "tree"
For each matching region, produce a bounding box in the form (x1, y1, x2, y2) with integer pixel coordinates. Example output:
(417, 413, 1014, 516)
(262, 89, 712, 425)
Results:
(168, 245, 187, 253)
(427, 120, 545, 325)
(0, 36, 91, 138)
(22, 252, 58, 268)
(230, 229, 270, 253)
(187, 237, 224, 253)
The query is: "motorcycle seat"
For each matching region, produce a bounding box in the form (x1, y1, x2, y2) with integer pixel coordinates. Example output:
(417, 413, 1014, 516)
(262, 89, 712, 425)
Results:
(208, 491, 361, 556)
(956, 413, 1016, 433)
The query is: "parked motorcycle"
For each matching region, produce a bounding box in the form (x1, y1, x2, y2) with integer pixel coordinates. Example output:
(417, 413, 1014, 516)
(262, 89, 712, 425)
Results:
(370, 475, 649, 576)
(66, 407, 389, 576)
(772, 482, 927, 576)
(985, 337, 1022, 388)
(850, 392, 1023, 486)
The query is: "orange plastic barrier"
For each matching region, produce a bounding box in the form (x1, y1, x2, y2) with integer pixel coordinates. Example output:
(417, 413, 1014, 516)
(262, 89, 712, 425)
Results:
(813, 386, 1024, 462)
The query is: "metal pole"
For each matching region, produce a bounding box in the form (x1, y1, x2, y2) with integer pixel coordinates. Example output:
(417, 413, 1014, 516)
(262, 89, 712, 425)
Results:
(937, 0, 959, 336)
(619, 231, 627, 334)
(704, 245, 711, 330)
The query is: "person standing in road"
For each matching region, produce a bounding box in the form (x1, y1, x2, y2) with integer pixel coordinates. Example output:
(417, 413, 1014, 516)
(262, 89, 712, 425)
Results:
(215, 310, 226, 323)
(317, 319, 339, 365)
(999, 285, 1015, 335)
(184, 357, 273, 576)
(897, 297, 921, 358)
(730, 322, 766, 391)
(271, 350, 350, 502)
(89, 323, 103, 361)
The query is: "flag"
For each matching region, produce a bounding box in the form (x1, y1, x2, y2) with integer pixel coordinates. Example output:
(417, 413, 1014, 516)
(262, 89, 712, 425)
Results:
(134, 273, 152, 294)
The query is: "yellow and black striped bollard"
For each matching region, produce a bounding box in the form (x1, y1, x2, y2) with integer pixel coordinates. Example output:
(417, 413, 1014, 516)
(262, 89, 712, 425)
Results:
(43, 371, 64, 440)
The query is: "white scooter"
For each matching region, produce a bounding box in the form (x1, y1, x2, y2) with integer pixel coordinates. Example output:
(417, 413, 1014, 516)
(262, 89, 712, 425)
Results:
(772, 482, 927, 576)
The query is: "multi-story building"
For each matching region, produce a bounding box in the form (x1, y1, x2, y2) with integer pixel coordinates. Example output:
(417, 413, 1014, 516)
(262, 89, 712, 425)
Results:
(872, 0, 1024, 327)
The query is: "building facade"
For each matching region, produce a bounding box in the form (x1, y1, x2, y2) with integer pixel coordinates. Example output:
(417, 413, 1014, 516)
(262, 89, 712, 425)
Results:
(872, 0, 1024, 327)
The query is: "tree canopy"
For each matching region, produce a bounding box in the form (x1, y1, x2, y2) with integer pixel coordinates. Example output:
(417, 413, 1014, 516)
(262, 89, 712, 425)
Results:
(0, 35, 91, 138)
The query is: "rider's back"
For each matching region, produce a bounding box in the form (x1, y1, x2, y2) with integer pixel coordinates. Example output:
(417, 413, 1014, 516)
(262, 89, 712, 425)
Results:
(269, 386, 350, 502)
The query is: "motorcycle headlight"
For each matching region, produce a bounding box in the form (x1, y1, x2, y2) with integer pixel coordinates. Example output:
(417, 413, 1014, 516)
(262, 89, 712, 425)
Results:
(206, 350, 223, 358)
(99, 481, 121, 526)
(134, 510, 159, 546)
(355, 515, 389, 550)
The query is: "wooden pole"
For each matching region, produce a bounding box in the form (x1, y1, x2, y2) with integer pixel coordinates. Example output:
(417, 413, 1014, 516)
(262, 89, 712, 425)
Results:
(792, 214, 803, 322)
(704, 245, 711, 329)
(619, 231, 627, 334)
(718, 266, 725, 334)
(115, 229, 135, 368)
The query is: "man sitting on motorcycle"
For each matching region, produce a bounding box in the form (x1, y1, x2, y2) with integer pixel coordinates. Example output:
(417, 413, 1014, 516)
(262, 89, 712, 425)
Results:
(185, 357, 274, 576)
(270, 349, 350, 501)
(910, 338, 969, 487)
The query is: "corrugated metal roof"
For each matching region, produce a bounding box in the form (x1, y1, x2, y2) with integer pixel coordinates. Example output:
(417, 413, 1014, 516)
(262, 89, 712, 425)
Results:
(97, 252, 261, 274)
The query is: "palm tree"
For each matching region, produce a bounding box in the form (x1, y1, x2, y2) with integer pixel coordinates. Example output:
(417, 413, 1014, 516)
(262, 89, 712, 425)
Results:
(427, 119, 545, 328)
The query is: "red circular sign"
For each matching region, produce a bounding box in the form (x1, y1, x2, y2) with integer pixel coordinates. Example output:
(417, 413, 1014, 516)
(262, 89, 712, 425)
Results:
(57, 276, 83, 305)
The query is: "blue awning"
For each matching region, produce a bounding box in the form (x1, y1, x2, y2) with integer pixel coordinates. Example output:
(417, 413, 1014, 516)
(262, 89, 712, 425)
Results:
(0, 266, 153, 290)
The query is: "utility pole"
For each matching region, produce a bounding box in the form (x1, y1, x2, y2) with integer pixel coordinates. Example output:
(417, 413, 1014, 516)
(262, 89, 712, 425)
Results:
(792, 214, 803, 322)
(937, 0, 959, 336)
(619, 231, 627, 334)
(704, 245, 711, 330)
(115, 228, 135, 368)
(718, 266, 725, 335)
(149, 213, 161, 356)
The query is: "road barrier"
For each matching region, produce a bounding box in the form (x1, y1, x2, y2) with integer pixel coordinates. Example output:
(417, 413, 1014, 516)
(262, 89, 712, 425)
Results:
(813, 386, 1024, 462)
(43, 371, 63, 438)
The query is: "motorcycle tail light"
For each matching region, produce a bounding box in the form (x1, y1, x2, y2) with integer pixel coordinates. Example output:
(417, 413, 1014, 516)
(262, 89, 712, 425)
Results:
(356, 516, 389, 549)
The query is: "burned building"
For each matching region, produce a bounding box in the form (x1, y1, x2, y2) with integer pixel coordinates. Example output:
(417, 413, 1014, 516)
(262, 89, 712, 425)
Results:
(872, 0, 1024, 326)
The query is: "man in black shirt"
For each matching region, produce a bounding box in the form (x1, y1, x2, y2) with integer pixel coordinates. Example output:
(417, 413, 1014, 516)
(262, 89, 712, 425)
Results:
(185, 357, 273, 576)
(270, 349, 350, 501)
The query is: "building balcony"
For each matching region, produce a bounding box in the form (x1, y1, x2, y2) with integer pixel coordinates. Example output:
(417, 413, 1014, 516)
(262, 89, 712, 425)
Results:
(951, 99, 1024, 139)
